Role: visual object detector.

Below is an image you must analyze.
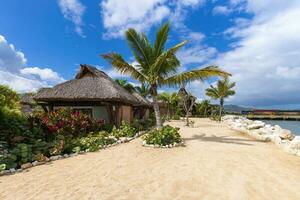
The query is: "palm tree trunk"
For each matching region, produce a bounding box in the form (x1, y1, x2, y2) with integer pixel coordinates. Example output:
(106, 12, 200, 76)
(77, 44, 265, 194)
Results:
(152, 95, 162, 128)
(219, 98, 224, 121)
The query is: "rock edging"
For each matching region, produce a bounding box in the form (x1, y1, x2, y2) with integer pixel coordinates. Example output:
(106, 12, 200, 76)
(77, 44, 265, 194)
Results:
(222, 115, 300, 157)
(0, 131, 144, 177)
(142, 140, 185, 148)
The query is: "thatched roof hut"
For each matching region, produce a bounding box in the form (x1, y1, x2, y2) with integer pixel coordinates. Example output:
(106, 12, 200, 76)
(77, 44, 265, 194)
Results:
(34, 64, 151, 125)
(34, 64, 144, 106)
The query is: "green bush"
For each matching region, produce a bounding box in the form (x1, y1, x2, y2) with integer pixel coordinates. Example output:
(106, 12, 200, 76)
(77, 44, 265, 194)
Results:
(67, 131, 116, 153)
(112, 121, 137, 138)
(143, 125, 182, 146)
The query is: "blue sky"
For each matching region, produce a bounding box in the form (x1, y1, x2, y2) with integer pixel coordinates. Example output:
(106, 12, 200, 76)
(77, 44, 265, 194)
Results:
(1, 0, 300, 109)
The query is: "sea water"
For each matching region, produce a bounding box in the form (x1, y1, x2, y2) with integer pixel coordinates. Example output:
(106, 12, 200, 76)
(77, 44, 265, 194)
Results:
(262, 120, 300, 136)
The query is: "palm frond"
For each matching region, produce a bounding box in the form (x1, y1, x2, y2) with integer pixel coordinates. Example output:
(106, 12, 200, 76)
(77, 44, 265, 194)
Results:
(151, 40, 187, 78)
(102, 53, 146, 82)
(153, 22, 169, 58)
(125, 29, 153, 68)
(162, 66, 230, 86)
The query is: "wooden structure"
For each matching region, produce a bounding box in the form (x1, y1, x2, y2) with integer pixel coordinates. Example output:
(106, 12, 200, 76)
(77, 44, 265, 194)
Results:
(34, 64, 151, 126)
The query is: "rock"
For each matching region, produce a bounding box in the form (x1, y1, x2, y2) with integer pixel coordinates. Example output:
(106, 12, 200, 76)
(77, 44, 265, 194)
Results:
(0, 170, 10, 176)
(63, 154, 69, 158)
(32, 161, 40, 166)
(16, 169, 23, 173)
(9, 168, 16, 173)
(50, 155, 60, 161)
(290, 136, 300, 149)
(279, 129, 295, 141)
(21, 162, 33, 169)
(142, 141, 146, 146)
(247, 122, 265, 130)
(120, 137, 128, 143)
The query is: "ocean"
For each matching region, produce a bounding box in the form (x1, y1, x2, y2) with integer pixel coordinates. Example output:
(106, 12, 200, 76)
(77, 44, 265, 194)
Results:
(261, 120, 300, 136)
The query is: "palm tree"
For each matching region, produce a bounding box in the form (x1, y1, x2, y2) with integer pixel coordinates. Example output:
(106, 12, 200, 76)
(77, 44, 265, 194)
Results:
(197, 99, 210, 117)
(115, 79, 136, 93)
(102, 22, 229, 128)
(135, 83, 150, 97)
(157, 92, 178, 118)
(205, 77, 235, 120)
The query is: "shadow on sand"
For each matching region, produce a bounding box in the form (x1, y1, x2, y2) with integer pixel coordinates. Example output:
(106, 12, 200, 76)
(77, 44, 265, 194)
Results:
(183, 134, 267, 146)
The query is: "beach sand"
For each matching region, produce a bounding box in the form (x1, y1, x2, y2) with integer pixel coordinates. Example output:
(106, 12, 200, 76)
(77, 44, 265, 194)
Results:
(1, 118, 300, 200)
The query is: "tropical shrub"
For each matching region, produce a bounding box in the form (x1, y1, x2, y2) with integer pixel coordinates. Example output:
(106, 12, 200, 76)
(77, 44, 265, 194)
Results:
(40, 108, 105, 137)
(143, 125, 182, 146)
(67, 131, 116, 153)
(112, 121, 137, 138)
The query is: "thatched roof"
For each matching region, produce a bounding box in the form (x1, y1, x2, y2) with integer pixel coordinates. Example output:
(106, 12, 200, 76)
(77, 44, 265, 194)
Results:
(34, 64, 145, 105)
(131, 92, 151, 107)
(20, 93, 36, 105)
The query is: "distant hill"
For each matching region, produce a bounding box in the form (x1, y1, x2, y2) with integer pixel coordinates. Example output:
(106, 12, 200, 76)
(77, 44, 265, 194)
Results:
(224, 105, 252, 113)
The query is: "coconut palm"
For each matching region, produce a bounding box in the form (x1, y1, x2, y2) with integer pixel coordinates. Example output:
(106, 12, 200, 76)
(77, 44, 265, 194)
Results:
(115, 79, 136, 93)
(102, 22, 229, 128)
(205, 77, 235, 120)
(197, 99, 210, 117)
(135, 83, 150, 98)
(158, 92, 179, 118)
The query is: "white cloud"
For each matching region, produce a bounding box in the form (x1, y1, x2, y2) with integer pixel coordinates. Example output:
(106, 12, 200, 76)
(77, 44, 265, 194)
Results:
(0, 35, 27, 73)
(20, 67, 65, 83)
(100, 0, 170, 39)
(0, 35, 64, 93)
(177, 45, 217, 66)
(58, 0, 86, 36)
(100, 0, 206, 39)
(213, 6, 232, 15)
(214, 0, 300, 107)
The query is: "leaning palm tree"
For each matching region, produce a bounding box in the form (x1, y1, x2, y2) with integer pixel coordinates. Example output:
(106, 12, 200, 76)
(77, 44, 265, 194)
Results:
(102, 22, 229, 128)
(158, 92, 179, 118)
(135, 83, 150, 98)
(205, 77, 236, 120)
(115, 79, 136, 93)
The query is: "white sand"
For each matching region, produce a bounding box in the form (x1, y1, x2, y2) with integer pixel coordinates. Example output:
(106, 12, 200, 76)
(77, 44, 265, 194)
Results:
(1, 118, 300, 200)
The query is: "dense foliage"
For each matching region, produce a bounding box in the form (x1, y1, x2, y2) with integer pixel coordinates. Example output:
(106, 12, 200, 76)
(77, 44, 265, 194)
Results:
(0, 86, 139, 172)
(112, 121, 137, 138)
(143, 125, 182, 146)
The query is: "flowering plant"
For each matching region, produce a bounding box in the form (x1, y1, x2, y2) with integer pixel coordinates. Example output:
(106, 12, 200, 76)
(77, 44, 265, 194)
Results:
(40, 108, 104, 137)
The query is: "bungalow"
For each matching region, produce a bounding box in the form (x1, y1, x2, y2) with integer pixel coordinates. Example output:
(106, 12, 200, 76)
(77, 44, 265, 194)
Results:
(34, 64, 151, 126)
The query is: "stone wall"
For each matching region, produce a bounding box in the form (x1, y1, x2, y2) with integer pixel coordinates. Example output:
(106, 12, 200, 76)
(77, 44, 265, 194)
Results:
(222, 115, 300, 157)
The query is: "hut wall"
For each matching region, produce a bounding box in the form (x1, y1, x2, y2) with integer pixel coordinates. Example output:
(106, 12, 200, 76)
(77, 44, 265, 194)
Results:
(121, 105, 133, 123)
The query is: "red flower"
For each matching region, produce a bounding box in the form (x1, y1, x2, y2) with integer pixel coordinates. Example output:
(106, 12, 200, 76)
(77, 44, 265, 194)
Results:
(48, 125, 58, 133)
(42, 116, 49, 124)
(56, 121, 65, 128)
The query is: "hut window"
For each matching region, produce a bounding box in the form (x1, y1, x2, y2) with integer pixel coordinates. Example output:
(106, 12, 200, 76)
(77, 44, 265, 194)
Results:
(72, 108, 93, 118)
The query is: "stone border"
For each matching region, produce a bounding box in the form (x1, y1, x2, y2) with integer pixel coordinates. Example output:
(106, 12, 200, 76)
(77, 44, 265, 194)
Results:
(0, 131, 145, 177)
(142, 140, 185, 148)
(222, 115, 300, 157)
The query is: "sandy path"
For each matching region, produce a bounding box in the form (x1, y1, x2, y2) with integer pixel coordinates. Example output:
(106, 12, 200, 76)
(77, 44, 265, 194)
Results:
(1, 118, 300, 200)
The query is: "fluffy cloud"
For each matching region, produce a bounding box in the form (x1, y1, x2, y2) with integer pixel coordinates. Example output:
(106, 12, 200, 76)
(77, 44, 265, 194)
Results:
(214, 0, 300, 107)
(58, 0, 86, 36)
(20, 67, 65, 83)
(0, 35, 64, 93)
(100, 0, 170, 39)
(0, 35, 26, 73)
(100, 0, 205, 39)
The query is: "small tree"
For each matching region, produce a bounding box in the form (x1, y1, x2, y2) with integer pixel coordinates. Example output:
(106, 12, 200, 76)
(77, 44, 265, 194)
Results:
(178, 87, 196, 126)
(0, 85, 20, 109)
(157, 92, 179, 118)
(135, 83, 150, 98)
(196, 99, 210, 117)
(205, 77, 236, 120)
(115, 79, 136, 93)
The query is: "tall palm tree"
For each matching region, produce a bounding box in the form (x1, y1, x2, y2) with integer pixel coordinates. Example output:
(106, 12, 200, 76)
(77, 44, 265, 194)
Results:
(102, 22, 229, 128)
(205, 77, 236, 120)
(115, 79, 136, 93)
(157, 92, 178, 118)
(135, 83, 150, 97)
